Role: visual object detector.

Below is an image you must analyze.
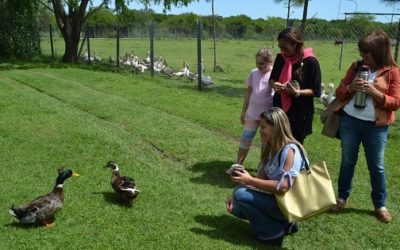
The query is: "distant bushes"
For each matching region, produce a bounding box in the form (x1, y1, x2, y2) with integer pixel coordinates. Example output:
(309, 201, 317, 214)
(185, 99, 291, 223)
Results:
(0, 0, 40, 59)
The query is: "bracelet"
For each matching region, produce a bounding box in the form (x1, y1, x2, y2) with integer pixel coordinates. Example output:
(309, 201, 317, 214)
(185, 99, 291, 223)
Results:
(295, 90, 301, 97)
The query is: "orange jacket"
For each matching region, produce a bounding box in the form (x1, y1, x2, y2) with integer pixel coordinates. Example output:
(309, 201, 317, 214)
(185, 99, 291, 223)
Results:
(335, 62, 400, 126)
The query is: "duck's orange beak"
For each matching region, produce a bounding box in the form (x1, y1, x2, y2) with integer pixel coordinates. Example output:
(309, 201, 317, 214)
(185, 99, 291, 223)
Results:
(72, 172, 80, 177)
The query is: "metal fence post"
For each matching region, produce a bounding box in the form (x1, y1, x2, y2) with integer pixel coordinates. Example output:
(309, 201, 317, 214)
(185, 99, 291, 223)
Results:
(339, 42, 344, 70)
(116, 22, 120, 67)
(395, 18, 400, 63)
(150, 21, 154, 77)
(197, 19, 203, 91)
(49, 24, 54, 58)
(86, 24, 91, 64)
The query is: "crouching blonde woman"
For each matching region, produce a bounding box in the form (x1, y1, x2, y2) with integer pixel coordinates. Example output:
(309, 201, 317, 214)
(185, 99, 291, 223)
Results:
(226, 107, 309, 247)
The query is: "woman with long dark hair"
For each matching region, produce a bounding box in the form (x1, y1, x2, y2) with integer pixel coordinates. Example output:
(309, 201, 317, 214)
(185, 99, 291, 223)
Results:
(269, 27, 322, 144)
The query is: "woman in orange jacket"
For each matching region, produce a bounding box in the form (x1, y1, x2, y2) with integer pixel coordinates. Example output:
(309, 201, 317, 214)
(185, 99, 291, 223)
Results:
(332, 30, 400, 223)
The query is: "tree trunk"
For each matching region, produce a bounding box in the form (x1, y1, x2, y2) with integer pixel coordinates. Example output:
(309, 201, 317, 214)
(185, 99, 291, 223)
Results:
(286, 0, 291, 27)
(51, 0, 89, 63)
(61, 26, 82, 62)
(300, 0, 309, 34)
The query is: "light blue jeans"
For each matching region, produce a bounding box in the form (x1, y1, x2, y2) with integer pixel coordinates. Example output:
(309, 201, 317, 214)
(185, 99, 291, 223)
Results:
(338, 112, 388, 209)
(231, 186, 288, 240)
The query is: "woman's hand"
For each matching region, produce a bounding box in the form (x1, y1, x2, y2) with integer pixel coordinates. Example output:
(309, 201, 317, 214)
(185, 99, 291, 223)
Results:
(351, 77, 369, 93)
(231, 169, 252, 185)
(285, 82, 298, 96)
(226, 197, 233, 213)
(272, 81, 286, 92)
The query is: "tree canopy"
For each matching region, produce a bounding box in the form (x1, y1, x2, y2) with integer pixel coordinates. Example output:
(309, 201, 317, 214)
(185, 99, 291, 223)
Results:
(0, 0, 41, 59)
(40, 0, 198, 62)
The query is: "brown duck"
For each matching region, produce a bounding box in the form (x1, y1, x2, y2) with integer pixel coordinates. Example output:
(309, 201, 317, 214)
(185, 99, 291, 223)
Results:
(105, 161, 139, 202)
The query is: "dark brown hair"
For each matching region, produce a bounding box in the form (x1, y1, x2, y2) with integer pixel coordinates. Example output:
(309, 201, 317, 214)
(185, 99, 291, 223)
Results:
(358, 30, 397, 68)
(277, 27, 304, 57)
(278, 27, 305, 80)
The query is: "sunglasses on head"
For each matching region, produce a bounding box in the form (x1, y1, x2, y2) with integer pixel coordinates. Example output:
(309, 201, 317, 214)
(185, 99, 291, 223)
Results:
(260, 111, 273, 122)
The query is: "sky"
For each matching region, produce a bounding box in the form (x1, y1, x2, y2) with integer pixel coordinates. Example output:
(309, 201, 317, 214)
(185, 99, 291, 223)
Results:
(118, 0, 400, 23)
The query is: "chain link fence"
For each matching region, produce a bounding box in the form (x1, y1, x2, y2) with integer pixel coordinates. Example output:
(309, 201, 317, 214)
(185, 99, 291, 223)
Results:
(40, 17, 400, 85)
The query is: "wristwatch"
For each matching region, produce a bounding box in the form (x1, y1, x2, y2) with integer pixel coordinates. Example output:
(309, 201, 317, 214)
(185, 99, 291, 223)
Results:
(295, 90, 301, 97)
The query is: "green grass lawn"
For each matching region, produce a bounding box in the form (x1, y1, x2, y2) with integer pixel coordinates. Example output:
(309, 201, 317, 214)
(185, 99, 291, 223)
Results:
(1, 41, 400, 249)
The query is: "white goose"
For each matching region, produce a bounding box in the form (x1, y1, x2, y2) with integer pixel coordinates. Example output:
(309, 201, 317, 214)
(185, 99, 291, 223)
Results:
(144, 51, 151, 64)
(93, 50, 102, 62)
(132, 56, 148, 73)
(200, 60, 214, 86)
(172, 62, 189, 77)
(320, 82, 335, 107)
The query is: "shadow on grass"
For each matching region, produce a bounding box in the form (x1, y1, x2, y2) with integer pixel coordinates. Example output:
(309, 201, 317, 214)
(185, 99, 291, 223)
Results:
(162, 78, 246, 99)
(0, 56, 126, 74)
(208, 84, 245, 98)
(189, 160, 236, 189)
(4, 221, 47, 229)
(328, 207, 378, 219)
(92, 191, 133, 208)
(191, 214, 276, 249)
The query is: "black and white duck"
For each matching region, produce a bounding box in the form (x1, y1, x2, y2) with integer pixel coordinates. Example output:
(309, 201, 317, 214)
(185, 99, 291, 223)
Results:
(105, 161, 140, 202)
(9, 167, 79, 227)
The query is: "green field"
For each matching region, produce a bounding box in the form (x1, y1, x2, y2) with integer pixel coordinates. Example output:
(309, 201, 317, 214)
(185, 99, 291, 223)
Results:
(1, 39, 400, 249)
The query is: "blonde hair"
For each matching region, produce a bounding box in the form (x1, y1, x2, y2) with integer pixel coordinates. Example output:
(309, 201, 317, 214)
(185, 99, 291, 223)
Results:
(260, 107, 307, 165)
(256, 47, 273, 63)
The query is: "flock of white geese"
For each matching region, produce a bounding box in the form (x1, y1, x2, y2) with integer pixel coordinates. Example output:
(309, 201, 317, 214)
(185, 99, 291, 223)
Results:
(81, 51, 214, 86)
(80, 51, 339, 96)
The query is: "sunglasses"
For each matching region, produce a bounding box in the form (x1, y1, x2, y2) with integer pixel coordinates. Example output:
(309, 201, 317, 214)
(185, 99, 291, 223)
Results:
(359, 48, 371, 55)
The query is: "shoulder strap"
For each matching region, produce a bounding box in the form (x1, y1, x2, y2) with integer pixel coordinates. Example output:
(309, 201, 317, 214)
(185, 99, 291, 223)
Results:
(277, 144, 310, 174)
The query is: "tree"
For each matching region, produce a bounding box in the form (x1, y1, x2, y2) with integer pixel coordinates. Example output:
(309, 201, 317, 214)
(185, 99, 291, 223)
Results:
(273, 0, 311, 35)
(225, 15, 252, 39)
(381, 0, 400, 26)
(40, 0, 196, 63)
(0, 0, 41, 59)
(274, 0, 303, 27)
(300, 0, 308, 34)
(204, 0, 219, 71)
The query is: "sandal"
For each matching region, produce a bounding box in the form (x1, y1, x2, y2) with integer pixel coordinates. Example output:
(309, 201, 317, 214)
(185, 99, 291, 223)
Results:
(284, 223, 299, 235)
(375, 207, 392, 223)
(331, 198, 347, 212)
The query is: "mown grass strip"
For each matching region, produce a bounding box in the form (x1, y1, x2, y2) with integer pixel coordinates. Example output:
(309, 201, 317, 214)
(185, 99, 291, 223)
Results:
(1, 67, 400, 249)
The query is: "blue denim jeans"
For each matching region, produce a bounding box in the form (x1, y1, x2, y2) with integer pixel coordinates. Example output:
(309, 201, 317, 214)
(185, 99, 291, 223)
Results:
(338, 112, 388, 208)
(231, 186, 288, 240)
